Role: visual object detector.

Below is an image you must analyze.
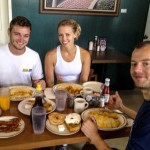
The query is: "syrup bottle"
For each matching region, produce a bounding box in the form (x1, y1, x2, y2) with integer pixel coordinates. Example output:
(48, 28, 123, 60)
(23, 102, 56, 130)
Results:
(101, 78, 110, 103)
(30, 84, 44, 123)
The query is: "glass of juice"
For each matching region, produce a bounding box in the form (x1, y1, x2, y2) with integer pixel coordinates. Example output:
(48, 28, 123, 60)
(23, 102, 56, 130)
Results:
(0, 88, 10, 111)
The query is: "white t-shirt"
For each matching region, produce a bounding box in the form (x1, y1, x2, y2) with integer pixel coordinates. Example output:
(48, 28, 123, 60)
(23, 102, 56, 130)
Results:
(0, 44, 44, 87)
(55, 45, 82, 83)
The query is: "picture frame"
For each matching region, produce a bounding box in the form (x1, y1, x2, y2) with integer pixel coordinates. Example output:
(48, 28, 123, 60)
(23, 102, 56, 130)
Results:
(40, 0, 120, 16)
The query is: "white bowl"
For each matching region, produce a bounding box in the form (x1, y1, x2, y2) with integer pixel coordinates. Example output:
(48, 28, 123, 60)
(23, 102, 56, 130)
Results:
(82, 81, 103, 93)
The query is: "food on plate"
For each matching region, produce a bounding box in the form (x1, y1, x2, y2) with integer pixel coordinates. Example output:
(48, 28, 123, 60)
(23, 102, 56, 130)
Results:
(10, 87, 34, 99)
(56, 84, 82, 95)
(25, 99, 53, 113)
(65, 113, 81, 132)
(48, 112, 65, 125)
(86, 109, 121, 128)
(43, 102, 53, 112)
(0, 117, 21, 132)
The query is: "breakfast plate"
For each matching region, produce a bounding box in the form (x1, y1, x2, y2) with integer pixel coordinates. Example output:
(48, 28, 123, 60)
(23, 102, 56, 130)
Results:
(18, 98, 56, 115)
(126, 118, 134, 127)
(53, 83, 83, 95)
(46, 119, 81, 136)
(44, 88, 55, 99)
(81, 108, 127, 131)
(82, 81, 103, 93)
(9, 86, 35, 101)
(0, 116, 25, 138)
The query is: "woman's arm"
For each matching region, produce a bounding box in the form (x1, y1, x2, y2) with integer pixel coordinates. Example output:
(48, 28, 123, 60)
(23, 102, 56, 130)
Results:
(44, 49, 56, 88)
(79, 48, 91, 84)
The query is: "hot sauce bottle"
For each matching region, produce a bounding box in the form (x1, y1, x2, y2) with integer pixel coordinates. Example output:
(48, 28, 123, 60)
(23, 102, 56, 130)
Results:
(101, 78, 110, 103)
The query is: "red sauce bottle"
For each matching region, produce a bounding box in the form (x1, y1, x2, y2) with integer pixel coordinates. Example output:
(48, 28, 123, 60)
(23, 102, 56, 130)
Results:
(102, 78, 110, 103)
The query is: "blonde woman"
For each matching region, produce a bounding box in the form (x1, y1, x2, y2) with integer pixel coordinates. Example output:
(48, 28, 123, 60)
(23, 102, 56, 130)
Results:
(45, 19, 91, 87)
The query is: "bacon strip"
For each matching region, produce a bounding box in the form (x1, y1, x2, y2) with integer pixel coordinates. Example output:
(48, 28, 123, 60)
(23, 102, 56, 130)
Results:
(0, 118, 21, 132)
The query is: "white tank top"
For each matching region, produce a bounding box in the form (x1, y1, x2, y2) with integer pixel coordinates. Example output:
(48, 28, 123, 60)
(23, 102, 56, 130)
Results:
(55, 45, 82, 83)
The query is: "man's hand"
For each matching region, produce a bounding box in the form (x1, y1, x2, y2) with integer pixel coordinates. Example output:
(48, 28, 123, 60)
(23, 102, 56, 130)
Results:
(33, 80, 46, 90)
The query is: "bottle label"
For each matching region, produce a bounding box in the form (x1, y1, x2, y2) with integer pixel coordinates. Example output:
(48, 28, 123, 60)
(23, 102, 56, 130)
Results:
(104, 94, 110, 103)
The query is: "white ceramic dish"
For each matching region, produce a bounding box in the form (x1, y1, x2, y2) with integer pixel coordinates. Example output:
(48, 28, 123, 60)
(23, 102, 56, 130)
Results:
(53, 83, 83, 95)
(126, 118, 134, 127)
(0, 116, 25, 138)
(82, 81, 103, 93)
(44, 88, 55, 99)
(9, 86, 35, 101)
(46, 119, 81, 136)
(18, 97, 56, 115)
(81, 108, 127, 131)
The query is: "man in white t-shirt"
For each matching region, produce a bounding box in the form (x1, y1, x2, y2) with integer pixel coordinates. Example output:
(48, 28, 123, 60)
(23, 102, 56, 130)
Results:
(0, 16, 45, 89)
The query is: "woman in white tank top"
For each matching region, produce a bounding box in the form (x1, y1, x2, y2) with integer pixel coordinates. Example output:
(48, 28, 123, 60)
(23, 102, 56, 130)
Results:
(45, 19, 91, 87)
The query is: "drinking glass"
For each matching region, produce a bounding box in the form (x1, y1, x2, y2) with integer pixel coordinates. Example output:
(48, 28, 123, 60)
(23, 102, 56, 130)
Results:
(32, 106, 46, 134)
(55, 89, 68, 111)
(0, 88, 10, 111)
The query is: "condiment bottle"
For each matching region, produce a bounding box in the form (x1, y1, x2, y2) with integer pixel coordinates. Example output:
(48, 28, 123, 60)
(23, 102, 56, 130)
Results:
(93, 36, 98, 50)
(101, 78, 110, 103)
(30, 84, 44, 123)
(99, 96, 105, 108)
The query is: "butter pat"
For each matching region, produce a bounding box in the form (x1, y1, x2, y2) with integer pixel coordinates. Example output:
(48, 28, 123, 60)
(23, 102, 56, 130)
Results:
(58, 124, 65, 132)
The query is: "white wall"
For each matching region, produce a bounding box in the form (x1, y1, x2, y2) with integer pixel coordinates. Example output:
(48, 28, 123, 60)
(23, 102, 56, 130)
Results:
(0, 0, 12, 45)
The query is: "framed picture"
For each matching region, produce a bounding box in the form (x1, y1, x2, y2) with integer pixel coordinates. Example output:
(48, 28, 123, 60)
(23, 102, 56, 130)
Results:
(40, 0, 120, 16)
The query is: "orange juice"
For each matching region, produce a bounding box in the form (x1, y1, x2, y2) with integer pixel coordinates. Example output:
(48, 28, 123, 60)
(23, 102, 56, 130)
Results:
(0, 88, 10, 111)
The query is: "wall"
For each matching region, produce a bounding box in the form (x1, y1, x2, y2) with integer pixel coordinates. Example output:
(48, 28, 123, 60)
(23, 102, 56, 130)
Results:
(11, 0, 150, 89)
(0, 0, 11, 44)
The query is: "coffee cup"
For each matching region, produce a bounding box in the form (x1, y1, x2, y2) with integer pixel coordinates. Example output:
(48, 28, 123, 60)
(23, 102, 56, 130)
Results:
(74, 98, 89, 114)
(80, 87, 93, 98)
(0, 88, 10, 111)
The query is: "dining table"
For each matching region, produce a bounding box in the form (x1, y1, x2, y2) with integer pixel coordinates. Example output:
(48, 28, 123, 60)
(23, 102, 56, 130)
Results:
(0, 88, 131, 150)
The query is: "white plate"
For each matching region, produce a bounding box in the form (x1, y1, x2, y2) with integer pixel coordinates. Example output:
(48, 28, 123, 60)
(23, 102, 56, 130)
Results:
(126, 118, 134, 127)
(81, 108, 127, 131)
(82, 81, 103, 93)
(53, 83, 83, 95)
(46, 119, 81, 136)
(9, 86, 35, 101)
(18, 98, 56, 116)
(0, 116, 25, 138)
(44, 88, 55, 99)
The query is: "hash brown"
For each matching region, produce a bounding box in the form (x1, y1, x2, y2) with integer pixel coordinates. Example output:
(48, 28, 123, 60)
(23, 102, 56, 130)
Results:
(53, 83, 82, 95)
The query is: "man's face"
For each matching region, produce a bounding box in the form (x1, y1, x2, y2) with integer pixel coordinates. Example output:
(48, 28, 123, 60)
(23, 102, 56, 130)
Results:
(8, 25, 31, 51)
(130, 45, 150, 89)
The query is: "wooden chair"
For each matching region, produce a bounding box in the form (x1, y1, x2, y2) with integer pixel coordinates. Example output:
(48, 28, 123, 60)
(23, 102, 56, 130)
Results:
(88, 69, 98, 81)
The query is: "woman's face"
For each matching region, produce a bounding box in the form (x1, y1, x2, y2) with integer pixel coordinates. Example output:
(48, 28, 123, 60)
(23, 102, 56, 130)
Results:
(58, 25, 77, 48)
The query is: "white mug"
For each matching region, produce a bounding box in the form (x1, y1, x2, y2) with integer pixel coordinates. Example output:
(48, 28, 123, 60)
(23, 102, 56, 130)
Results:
(74, 98, 89, 114)
(80, 87, 93, 98)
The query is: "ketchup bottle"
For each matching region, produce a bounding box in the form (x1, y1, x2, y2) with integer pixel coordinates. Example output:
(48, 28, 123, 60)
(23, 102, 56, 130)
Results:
(101, 78, 110, 103)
